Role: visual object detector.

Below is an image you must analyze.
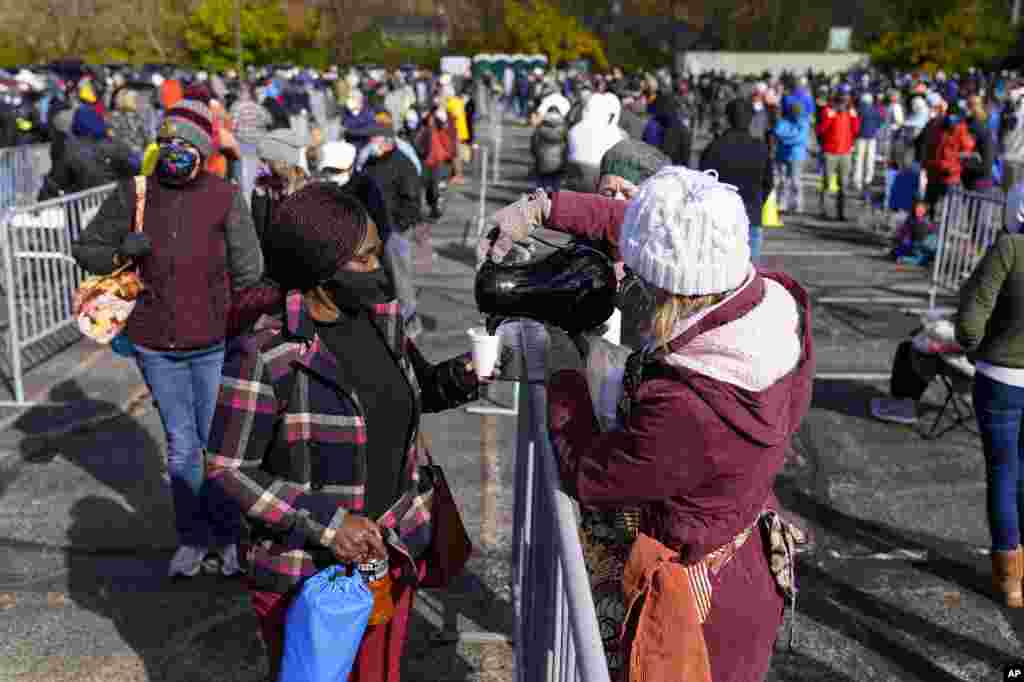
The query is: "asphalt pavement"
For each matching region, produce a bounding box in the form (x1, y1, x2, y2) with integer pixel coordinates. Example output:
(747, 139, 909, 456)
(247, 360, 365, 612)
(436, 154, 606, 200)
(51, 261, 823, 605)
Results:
(0, 115, 1021, 681)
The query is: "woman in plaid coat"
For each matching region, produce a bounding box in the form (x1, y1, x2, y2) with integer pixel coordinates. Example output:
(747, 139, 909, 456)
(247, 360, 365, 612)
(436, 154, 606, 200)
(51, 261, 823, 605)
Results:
(206, 183, 482, 681)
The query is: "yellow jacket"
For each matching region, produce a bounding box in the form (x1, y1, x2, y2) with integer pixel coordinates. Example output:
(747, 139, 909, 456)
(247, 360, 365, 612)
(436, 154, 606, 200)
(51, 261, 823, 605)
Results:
(446, 95, 470, 143)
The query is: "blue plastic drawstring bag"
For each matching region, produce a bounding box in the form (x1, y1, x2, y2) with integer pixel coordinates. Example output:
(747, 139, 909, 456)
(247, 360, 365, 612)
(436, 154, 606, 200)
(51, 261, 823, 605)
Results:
(280, 565, 373, 682)
(110, 332, 136, 357)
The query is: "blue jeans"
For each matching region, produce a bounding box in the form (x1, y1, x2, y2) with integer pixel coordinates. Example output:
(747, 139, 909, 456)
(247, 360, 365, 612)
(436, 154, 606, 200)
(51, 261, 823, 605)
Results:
(135, 342, 239, 548)
(776, 159, 804, 213)
(749, 223, 762, 265)
(238, 142, 261, 209)
(386, 232, 417, 323)
(973, 372, 1024, 551)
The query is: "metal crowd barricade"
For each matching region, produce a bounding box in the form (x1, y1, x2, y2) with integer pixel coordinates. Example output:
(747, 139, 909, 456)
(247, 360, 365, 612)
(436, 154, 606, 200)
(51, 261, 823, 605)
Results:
(472, 100, 503, 244)
(492, 107, 503, 186)
(929, 186, 1008, 313)
(0, 147, 16, 209)
(21, 143, 52, 203)
(505, 320, 611, 682)
(0, 143, 52, 209)
(475, 145, 491, 242)
(0, 182, 117, 403)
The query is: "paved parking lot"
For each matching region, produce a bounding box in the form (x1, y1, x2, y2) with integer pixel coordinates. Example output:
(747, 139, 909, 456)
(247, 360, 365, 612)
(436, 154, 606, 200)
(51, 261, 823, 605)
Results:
(0, 117, 1020, 681)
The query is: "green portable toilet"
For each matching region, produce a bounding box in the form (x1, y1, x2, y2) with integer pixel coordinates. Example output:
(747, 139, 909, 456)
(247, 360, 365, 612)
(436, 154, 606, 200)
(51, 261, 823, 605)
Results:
(472, 54, 491, 79)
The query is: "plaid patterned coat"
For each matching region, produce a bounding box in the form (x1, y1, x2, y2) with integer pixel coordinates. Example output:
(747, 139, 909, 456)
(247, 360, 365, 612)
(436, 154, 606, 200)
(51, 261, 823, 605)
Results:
(206, 291, 478, 593)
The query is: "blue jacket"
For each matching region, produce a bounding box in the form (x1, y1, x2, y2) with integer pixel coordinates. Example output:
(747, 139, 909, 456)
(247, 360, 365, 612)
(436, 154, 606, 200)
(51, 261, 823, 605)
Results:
(782, 89, 814, 123)
(857, 104, 883, 139)
(642, 117, 665, 148)
(773, 116, 809, 162)
(944, 81, 959, 105)
(342, 107, 376, 132)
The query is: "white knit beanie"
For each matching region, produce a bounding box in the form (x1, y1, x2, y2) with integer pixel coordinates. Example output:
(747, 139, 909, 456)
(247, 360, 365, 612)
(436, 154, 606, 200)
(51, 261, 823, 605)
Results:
(620, 166, 750, 296)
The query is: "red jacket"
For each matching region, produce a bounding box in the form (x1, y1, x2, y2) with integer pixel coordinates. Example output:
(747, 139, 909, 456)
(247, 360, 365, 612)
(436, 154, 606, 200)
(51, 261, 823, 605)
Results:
(924, 119, 976, 185)
(417, 122, 455, 168)
(816, 106, 859, 154)
(543, 191, 815, 682)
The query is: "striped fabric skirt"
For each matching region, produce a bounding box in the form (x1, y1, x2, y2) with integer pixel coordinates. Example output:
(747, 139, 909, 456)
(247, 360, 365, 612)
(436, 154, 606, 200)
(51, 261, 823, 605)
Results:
(579, 508, 756, 678)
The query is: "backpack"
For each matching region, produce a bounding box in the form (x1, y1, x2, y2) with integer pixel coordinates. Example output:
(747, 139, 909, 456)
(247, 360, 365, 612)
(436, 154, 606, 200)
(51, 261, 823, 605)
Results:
(890, 339, 930, 401)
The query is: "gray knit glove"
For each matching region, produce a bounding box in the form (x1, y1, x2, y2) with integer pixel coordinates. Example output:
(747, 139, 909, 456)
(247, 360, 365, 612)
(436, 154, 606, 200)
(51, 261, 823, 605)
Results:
(477, 189, 551, 266)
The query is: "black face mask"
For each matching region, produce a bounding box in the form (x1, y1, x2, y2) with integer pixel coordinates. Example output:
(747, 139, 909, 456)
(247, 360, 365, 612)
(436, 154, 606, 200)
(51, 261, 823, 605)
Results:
(322, 267, 395, 311)
(617, 268, 655, 320)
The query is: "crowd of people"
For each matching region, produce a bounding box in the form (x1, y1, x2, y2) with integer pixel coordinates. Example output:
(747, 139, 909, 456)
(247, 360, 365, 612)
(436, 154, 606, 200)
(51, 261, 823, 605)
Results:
(0, 55, 1022, 681)
(518, 64, 1024, 267)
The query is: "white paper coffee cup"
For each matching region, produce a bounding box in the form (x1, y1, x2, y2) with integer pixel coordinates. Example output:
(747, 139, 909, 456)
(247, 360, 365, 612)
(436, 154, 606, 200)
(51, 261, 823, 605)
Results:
(468, 327, 501, 379)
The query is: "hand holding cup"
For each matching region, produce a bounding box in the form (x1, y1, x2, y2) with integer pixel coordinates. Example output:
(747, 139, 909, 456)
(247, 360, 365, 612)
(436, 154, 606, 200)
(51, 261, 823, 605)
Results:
(468, 327, 502, 381)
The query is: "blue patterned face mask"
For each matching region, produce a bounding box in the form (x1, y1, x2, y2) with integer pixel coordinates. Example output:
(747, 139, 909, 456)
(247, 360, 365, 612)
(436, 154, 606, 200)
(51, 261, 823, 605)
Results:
(155, 139, 201, 185)
(365, 141, 387, 159)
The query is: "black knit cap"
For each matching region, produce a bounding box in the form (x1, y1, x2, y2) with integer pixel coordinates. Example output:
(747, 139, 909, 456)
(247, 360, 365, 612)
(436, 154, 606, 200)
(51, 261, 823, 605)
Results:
(263, 182, 370, 291)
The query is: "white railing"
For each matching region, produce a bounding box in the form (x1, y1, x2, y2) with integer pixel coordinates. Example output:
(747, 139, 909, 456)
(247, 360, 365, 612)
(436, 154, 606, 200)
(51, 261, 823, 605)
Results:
(929, 187, 1007, 312)
(0, 182, 117, 403)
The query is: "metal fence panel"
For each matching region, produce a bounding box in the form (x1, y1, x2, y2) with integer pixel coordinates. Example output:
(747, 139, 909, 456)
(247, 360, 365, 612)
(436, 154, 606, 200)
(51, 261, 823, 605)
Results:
(0, 144, 52, 210)
(0, 182, 117, 403)
(0, 147, 15, 209)
(506, 319, 611, 682)
(929, 187, 1007, 311)
(21, 144, 51, 204)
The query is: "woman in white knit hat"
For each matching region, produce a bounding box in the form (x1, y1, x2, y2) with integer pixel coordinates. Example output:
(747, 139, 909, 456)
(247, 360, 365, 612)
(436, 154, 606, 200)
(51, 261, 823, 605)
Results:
(480, 167, 815, 682)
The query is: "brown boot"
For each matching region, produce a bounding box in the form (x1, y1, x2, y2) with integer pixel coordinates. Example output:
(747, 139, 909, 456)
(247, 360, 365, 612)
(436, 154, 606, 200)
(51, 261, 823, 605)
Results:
(992, 547, 1024, 608)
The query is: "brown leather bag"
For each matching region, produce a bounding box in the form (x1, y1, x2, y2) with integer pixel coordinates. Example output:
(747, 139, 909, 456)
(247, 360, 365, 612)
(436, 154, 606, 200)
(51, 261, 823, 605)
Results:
(417, 431, 473, 589)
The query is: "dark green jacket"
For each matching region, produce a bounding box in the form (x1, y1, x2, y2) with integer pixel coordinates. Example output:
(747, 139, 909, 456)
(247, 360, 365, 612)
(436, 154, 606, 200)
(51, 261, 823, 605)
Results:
(956, 232, 1024, 368)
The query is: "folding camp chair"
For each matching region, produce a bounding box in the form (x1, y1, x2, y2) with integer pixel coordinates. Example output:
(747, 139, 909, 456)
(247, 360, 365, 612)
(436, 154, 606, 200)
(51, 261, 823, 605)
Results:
(921, 353, 977, 440)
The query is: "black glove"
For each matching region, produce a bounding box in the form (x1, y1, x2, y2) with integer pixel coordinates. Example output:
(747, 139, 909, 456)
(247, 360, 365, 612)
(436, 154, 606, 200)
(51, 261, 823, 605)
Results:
(119, 232, 152, 259)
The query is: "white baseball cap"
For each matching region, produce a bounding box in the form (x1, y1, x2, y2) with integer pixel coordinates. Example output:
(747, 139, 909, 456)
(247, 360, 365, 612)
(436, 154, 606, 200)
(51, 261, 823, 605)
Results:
(320, 141, 356, 171)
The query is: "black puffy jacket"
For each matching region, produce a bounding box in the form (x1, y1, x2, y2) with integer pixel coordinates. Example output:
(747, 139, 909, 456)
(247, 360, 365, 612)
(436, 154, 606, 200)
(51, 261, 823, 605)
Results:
(652, 95, 694, 167)
(699, 99, 773, 224)
(41, 136, 136, 198)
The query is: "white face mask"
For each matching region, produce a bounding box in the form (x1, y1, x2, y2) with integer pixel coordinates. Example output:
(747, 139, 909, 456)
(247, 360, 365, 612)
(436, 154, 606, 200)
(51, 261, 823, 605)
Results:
(326, 171, 352, 187)
(752, 101, 764, 112)
(347, 98, 362, 112)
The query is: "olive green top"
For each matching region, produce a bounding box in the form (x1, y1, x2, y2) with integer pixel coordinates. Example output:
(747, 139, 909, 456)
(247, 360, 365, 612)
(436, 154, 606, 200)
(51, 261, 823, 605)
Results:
(956, 232, 1024, 368)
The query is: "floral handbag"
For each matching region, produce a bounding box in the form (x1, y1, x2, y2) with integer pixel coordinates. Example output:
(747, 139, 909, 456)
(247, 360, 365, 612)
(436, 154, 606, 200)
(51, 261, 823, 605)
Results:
(759, 509, 807, 649)
(73, 176, 146, 344)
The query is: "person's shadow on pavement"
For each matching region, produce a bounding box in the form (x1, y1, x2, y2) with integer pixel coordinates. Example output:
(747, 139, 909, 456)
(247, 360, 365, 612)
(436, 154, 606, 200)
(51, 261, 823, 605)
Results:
(11, 379, 264, 681)
(14, 379, 501, 681)
(65, 497, 264, 682)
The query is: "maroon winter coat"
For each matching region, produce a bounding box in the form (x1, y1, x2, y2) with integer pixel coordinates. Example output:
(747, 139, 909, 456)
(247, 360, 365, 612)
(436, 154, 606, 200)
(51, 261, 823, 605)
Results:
(72, 173, 264, 350)
(544, 191, 815, 682)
